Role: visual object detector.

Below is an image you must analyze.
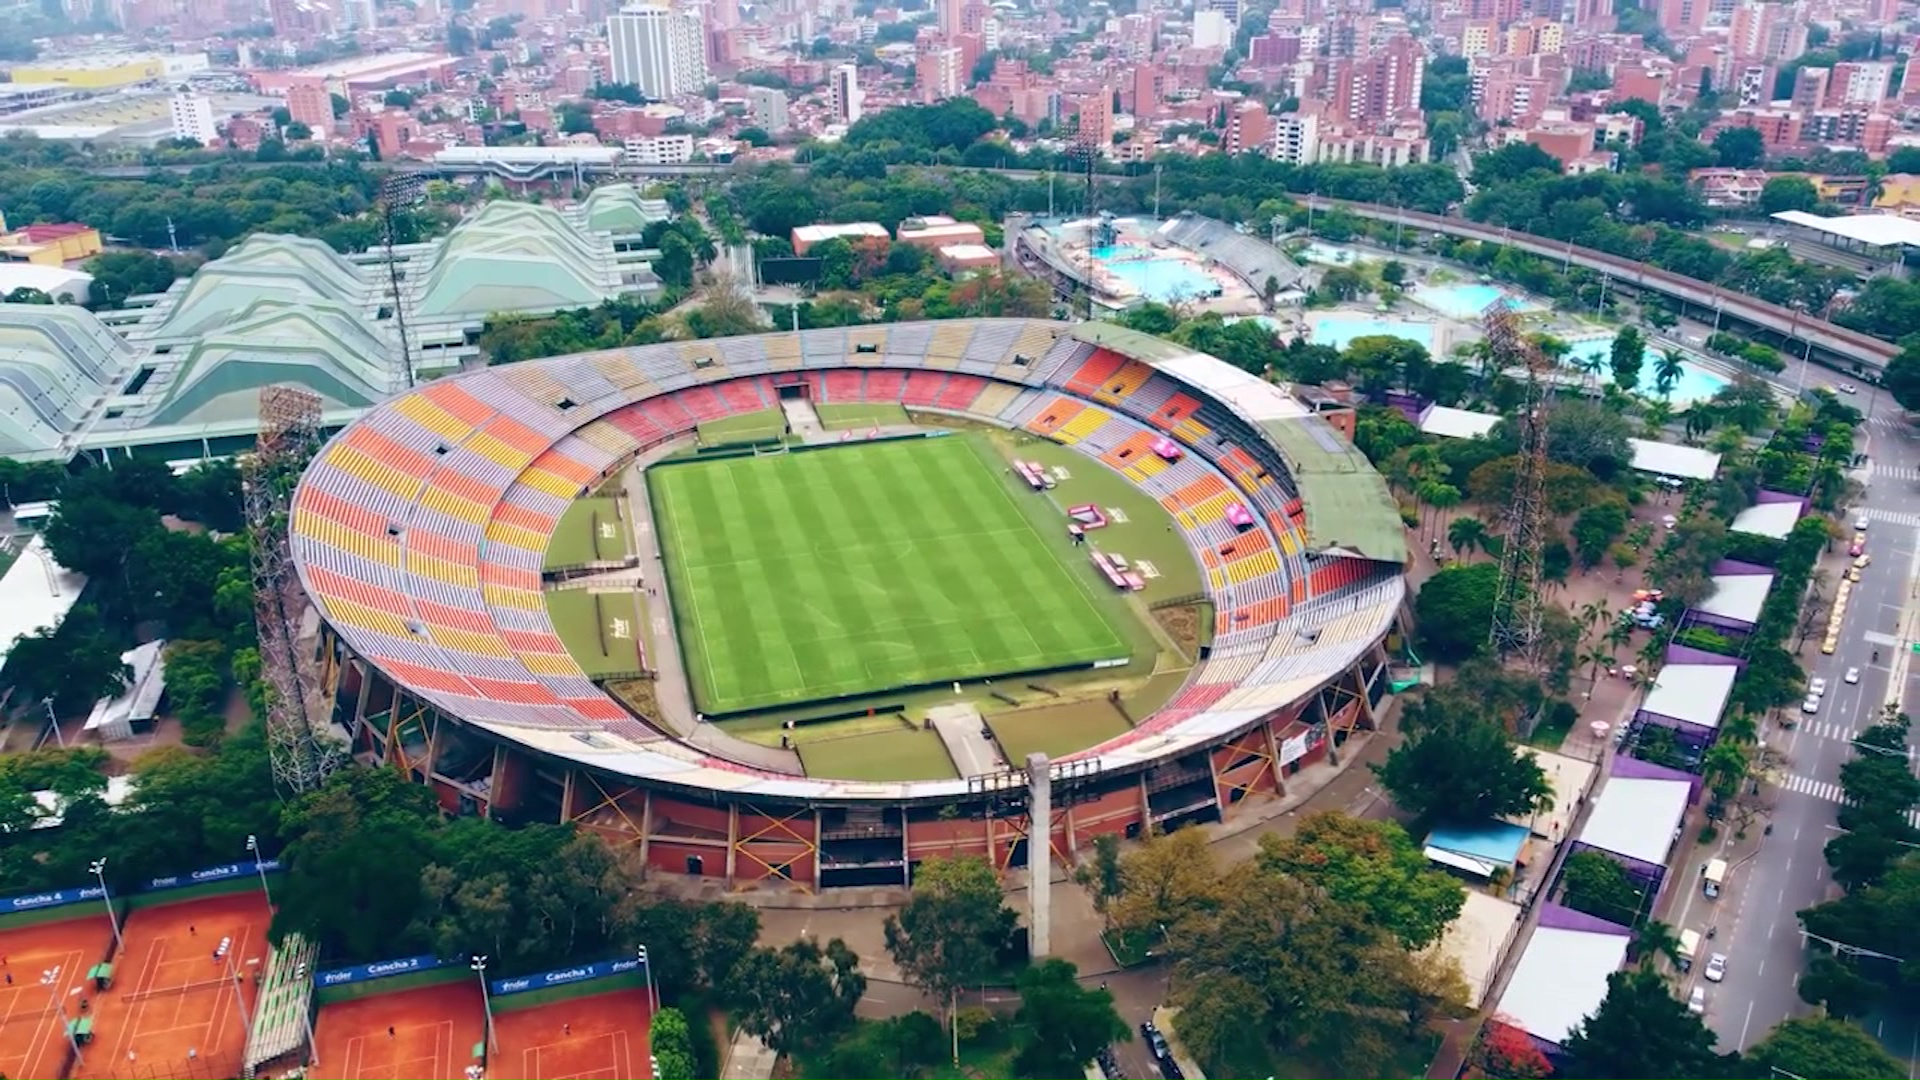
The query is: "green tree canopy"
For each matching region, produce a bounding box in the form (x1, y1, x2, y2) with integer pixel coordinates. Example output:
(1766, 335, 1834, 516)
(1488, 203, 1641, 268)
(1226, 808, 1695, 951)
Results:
(1747, 1016, 1905, 1080)
(1256, 812, 1466, 950)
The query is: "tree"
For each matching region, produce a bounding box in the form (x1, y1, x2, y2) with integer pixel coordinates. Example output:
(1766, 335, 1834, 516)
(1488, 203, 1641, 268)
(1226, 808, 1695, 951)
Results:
(1448, 515, 1490, 558)
(1107, 826, 1227, 937)
(650, 1007, 699, 1080)
(1010, 958, 1129, 1078)
(1560, 850, 1647, 925)
(1759, 175, 1820, 215)
(273, 767, 443, 961)
(1609, 325, 1645, 393)
(884, 856, 1018, 1054)
(1072, 832, 1124, 925)
(1380, 260, 1408, 287)
(1654, 348, 1687, 398)
(1747, 1016, 1904, 1079)
(1256, 812, 1466, 950)
(1564, 967, 1732, 1079)
(83, 250, 177, 307)
(1886, 339, 1920, 412)
(1711, 127, 1766, 168)
(0, 604, 131, 714)
(1412, 562, 1500, 662)
(1374, 702, 1552, 827)
(733, 937, 866, 1058)
(1470, 1018, 1553, 1079)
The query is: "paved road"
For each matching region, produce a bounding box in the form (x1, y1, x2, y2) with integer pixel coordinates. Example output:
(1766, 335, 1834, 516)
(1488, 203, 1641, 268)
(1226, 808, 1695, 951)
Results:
(1693, 365, 1920, 1062)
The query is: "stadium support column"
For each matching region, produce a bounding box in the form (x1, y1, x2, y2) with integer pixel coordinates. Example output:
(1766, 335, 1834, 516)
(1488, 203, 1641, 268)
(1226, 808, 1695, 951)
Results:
(1027, 752, 1052, 959)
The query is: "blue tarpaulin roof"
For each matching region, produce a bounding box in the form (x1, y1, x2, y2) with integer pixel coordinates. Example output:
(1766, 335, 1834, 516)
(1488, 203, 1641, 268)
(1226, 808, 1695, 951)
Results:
(1426, 820, 1530, 867)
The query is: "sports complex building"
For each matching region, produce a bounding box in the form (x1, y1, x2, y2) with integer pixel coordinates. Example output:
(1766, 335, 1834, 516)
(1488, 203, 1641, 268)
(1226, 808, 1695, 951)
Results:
(288, 317, 1411, 890)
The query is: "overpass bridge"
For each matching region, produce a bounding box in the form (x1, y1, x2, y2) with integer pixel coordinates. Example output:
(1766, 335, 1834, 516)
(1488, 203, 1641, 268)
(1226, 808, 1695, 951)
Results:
(1301, 196, 1898, 374)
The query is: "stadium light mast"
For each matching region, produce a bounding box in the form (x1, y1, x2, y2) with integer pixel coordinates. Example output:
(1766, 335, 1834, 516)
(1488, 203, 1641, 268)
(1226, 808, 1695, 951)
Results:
(636, 945, 658, 1013)
(41, 969, 83, 1068)
(246, 834, 274, 908)
(246, 385, 343, 795)
(474, 955, 497, 1053)
(89, 857, 122, 952)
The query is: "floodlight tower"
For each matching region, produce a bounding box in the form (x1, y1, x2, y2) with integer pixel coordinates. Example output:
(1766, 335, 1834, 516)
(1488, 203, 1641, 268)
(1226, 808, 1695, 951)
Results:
(1483, 301, 1554, 672)
(247, 385, 342, 793)
(377, 173, 428, 390)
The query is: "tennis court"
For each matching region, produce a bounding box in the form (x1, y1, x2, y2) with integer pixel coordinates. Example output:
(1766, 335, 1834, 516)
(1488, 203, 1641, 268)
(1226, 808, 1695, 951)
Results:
(93, 893, 269, 1080)
(312, 982, 485, 1080)
(0, 915, 113, 1080)
(494, 987, 651, 1080)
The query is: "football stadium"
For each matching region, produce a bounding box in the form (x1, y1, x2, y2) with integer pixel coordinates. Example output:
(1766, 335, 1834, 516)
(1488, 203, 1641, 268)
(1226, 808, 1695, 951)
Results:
(288, 318, 1410, 889)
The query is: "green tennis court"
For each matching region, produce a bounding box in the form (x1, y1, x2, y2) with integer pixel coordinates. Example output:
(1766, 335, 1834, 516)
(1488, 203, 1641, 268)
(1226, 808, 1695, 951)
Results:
(650, 435, 1133, 714)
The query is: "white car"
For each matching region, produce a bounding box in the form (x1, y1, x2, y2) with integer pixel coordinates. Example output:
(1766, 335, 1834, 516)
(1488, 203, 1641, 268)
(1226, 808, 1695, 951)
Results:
(1802, 695, 1821, 715)
(1846, 667, 1862, 684)
(1841, 383, 1859, 394)
(1704, 953, 1727, 983)
(1856, 516, 1871, 531)
(1688, 985, 1706, 1014)
(1810, 677, 1828, 697)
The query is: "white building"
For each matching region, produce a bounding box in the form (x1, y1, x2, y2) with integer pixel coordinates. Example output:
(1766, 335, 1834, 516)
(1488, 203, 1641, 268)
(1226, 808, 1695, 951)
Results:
(1192, 9, 1231, 48)
(622, 133, 696, 164)
(748, 85, 789, 132)
(829, 63, 862, 124)
(1272, 112, 1319, 164)
(607, 4, 709, 99)
(169, 92, 219, 145)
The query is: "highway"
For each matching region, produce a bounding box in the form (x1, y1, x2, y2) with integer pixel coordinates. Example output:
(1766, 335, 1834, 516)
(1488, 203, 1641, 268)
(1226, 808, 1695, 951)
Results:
(1677, 359, 1920, 1064)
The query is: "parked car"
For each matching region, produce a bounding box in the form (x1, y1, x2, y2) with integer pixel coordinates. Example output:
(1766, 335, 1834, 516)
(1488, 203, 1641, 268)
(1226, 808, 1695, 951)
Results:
(1811, 677, 1828, 697)
(1842, 383, 1859, 394)
(1705, 953, 1728, 983)
(1689, 985, 1707, 1014)
(1141, 1022, 1171, 1062)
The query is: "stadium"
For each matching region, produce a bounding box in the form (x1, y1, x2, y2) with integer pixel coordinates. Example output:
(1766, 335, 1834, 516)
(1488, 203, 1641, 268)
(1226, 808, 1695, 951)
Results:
(288, 318, 1409, 890)
(1014, 212, 1305, 315)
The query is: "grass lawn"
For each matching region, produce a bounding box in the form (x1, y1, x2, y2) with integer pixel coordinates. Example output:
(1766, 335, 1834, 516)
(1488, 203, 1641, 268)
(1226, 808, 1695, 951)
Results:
(545, 588, 647, 678)
(650, 435, 1132, 715)
(798, 727, 958, 781)
(545, 497, 628, 570)
(988, 700, 1131, 763)
(697, 408, 788, 446)
(817, 402, 911, 429)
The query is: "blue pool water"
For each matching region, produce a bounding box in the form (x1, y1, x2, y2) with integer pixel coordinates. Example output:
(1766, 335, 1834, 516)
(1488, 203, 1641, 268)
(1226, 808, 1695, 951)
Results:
(1565, 339, 1728, 405)
(1089, 245, 1221, 304)
(1412, 283, 1529, 320)
(1307, 312, 1435, 352)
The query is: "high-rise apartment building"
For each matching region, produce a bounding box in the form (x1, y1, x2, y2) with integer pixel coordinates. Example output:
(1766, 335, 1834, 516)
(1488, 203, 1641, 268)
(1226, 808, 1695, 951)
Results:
(917, 46, 963, 103)
(286, 78, 333, 131)
(169, 92, 219, 144)
(829, 63, 862, 123)
(1828, 61, 1892, 107)
(748, 85, 789, 131)
(1224, 100, 1270, 155)
(1331, 34, 1423, 124)
(608, 4, 708, 98)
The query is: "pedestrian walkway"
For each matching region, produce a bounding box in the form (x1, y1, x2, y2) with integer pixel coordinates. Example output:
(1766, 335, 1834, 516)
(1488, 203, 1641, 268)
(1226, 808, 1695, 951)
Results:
(1869, 464, 1920, 483)
(1781, 773, 1845, 803)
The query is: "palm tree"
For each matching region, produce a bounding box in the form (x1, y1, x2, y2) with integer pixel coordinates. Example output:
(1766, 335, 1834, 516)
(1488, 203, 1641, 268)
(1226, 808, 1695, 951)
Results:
(1424, 482, 1462, 545)
(1641, 399, 1673, 438)
(1683, 406, 1714, 444)
(1578, 600, 1612, 639)
(1580, 645, 1616, 695)
(1654, 348, 1686, 398)
(1449, 515, 1489, 558)
(1633, 919, 1685, 974)
(1604, 620, 1633, 652)
(1701, 740, 1750, 801)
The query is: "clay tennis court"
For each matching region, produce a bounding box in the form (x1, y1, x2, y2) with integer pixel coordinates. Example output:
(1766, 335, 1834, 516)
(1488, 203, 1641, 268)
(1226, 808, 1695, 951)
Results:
(493, 987, 653, 1080)
(91, 892, 271, 1080)
(0, 914, 114, 1080)
(311, 981, 485, 1080)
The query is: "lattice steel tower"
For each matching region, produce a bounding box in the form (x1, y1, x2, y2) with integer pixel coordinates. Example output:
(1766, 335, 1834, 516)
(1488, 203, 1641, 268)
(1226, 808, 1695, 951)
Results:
(1483, 302, 1553, 669)
(247, 386, 342, 793)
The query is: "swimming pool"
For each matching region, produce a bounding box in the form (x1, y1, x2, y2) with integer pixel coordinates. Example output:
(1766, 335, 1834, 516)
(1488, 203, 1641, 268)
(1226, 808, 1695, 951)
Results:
(1565, 339, 1728, 406)
(1307, 312, 1435, 352)
(1297, 242, 1360, 266)
(1089, 245, 1220, 304)
(1411, 283, 1531, 320)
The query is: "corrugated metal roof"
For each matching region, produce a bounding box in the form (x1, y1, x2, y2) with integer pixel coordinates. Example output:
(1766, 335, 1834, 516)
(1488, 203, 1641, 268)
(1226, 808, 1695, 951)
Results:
(1259, 418, 1407, 564)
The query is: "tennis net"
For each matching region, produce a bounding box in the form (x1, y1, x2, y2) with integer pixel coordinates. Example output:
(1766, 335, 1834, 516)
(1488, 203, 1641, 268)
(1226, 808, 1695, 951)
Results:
(123, 976, 237, 1002)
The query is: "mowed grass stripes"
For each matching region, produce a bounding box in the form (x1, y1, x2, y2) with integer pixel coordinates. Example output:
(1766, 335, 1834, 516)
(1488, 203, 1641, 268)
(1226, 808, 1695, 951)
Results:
(650, 436, 1131, 714)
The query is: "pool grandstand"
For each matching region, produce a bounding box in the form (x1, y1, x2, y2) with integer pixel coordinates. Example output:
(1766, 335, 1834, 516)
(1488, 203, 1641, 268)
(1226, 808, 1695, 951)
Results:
(0, 188, 669, 463)
(1013, 213, 1302, 316)
(288, 318, 1412, 889)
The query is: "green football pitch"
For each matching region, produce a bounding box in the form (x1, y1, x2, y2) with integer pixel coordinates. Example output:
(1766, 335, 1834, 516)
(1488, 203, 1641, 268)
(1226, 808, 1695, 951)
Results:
(649, 436, 1133, 714)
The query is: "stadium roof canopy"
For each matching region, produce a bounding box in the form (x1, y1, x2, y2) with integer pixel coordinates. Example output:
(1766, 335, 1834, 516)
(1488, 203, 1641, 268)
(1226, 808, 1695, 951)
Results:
(576, 183, 672, 235)
(1259, 418, 1405, 563)
(0, 535, 86, 682)
(1770, 210, 1920, 248)
(412, 201, 629, 320)
(0, 303, 133, 456)
(1419, 404, 1500, 440)
(146, 234, 366, 340)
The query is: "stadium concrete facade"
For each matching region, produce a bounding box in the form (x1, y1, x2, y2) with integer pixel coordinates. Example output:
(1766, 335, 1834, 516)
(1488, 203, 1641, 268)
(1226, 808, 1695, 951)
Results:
(289, 318, 1411, 890)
